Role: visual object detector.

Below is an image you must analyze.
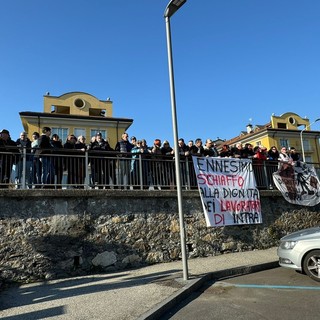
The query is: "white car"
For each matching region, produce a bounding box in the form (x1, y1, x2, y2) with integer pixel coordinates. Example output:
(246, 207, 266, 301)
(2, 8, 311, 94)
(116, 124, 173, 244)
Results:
(277, 226, 320, 282)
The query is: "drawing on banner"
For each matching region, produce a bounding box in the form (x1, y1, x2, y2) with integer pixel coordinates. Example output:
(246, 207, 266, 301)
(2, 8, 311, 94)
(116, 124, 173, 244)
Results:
(192, 156, 262, 227)
(273, 161, 320, 206)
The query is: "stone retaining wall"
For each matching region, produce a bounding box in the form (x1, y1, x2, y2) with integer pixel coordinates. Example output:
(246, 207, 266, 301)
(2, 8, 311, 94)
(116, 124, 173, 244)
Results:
(1, 189, 320, 285)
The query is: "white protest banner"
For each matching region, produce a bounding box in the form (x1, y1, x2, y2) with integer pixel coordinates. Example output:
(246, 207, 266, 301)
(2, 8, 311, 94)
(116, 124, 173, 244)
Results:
(192, 156, 262, 227)
(273, 161, 320, 206)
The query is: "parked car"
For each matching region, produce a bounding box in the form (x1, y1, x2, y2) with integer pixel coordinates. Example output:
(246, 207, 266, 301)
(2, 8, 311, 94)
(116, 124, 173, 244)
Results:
(277, 226, 320, 282)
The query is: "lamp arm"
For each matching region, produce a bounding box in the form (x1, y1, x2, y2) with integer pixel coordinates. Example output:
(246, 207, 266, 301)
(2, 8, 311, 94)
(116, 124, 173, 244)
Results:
(300, 118, 320, 162)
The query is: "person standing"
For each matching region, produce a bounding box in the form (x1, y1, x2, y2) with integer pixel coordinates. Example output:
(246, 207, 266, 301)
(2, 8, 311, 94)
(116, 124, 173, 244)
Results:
(75, 135, 88, 188)
(150, 139, 163, 188)
(289, 147, 301, 163)
(192, 138, 204, 156)
(15, 132, 32, 189)
(38, 127, 54, 188)
(51, 134, 64, 188)
(90, 132, 114, 189)
(242, 143, 255, 159)
(130, 140, 146, 188)
(63, 134, 78, 187)
(161, 140, 174, 189)
(278, 146, 292, 164)
(0, 129, 19, 188)
(267, 146, 280, 161)
(115, 132, 133, 188)
(219, 144, 232, 158)
(203, 139, 219, 157)
(31, 132, 42, 188)
(173, 138, 190, 187)
(140, 139, 152, 189)
(278, 146, 295, 196)
(130, 136, 137, 147)
(231, 142, 244, 158)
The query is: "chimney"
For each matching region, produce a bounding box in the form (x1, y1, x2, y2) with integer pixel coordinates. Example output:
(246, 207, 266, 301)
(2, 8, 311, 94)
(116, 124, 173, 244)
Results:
(246, 124, 253, 133)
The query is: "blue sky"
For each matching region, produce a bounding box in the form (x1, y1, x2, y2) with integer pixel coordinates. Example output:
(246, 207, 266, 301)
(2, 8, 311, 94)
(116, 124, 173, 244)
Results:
(1, 0, 319, 146)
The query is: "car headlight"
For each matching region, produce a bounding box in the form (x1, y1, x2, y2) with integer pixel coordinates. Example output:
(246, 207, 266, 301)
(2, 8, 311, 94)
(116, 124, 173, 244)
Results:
(280, 241, 297, 250)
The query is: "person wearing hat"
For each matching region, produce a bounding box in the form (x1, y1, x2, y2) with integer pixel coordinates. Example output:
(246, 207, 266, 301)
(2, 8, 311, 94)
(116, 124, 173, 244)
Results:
(130, 136, 137, 147)
(0, 129, 19, 188)
(0, 129, 10, 135)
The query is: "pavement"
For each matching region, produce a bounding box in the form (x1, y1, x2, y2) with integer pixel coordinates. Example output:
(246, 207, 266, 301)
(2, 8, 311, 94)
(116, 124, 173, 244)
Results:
(0, 247, 279, 320)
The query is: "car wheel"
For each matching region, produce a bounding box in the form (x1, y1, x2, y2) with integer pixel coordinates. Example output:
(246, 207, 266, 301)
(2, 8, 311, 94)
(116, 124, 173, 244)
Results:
(302, 250, 320, 282)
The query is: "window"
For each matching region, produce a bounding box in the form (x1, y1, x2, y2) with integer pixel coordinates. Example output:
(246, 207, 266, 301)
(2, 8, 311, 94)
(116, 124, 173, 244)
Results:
(52, 128, 68, 143)
(90, 129, 106, 140)
(89, 108, 106, 116)
(74, 128, 86, 140)
(279, 139, 289, 148)
(74, 98, 86, 109)
(51, 105, 70, 114)
(305, 156, 312, 163)
(289, 117, 295, 125)
(277, 123, 287, 129)
(302, 139, 311, 152)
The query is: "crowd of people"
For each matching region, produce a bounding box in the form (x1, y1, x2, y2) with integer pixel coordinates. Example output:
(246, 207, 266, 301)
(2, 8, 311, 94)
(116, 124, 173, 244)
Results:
(0, 126, 301, 189)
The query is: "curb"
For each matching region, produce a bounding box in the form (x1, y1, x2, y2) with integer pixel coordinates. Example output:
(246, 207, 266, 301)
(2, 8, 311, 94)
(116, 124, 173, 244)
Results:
(138, 260, 279, 320)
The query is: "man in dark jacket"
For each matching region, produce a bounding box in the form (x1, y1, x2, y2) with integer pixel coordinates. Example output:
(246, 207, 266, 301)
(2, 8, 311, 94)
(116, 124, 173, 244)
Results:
(38, 127, 54, 187)
(115, 132, 133, 188)
(0, 129, 19, 188)
(90, 132, 115, 188)
(15, 131, 32, 188)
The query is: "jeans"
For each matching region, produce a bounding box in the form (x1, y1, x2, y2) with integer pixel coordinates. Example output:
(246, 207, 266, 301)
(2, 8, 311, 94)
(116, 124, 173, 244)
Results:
(41, 156, 55, 186)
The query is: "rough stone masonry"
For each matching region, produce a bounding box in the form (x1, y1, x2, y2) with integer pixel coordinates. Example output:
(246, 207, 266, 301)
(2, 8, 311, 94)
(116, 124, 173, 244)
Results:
(0, 189, 319, 285)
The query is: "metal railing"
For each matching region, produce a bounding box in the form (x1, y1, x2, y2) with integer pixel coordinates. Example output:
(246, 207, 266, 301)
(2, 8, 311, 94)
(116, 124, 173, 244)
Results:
(1, 148, 319, 190)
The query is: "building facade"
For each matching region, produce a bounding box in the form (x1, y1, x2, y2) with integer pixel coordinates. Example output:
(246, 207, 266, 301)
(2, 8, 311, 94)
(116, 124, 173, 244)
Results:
(19, 92, 133, 147)
(224, 112, 320, 163)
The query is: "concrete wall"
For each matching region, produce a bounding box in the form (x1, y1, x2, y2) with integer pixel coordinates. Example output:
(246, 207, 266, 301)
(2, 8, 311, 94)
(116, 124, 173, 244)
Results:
(1, 189, 320, 284)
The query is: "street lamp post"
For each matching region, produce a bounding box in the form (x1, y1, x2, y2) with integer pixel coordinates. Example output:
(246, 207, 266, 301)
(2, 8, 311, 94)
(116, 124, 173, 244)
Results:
(164, 0, 188, 281)
(300, 118, 320, 162)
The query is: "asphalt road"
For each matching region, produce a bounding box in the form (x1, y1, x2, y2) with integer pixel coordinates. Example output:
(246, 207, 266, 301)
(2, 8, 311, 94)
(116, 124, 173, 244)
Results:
(163, 267, 320, 320)
(0, 248, 279, 320)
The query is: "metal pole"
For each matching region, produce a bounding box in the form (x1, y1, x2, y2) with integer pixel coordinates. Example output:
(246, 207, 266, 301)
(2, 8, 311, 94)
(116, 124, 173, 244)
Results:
(22, 147, 26, 189)
(139, 154, 143, 190)
(300, 129, 306, 162)
(165, 15, 188, 281)
(84, 150, 90, 189)
(300, 118, 320, 162)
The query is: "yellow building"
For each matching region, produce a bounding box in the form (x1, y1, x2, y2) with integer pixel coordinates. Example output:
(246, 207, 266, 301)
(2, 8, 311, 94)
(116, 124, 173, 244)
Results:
(224, 112, 320, 163)
(19, 92, 133, 147)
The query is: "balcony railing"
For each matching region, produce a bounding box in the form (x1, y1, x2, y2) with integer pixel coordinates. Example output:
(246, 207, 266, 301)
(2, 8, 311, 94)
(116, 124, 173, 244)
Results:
(1, 147, 319, 190)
